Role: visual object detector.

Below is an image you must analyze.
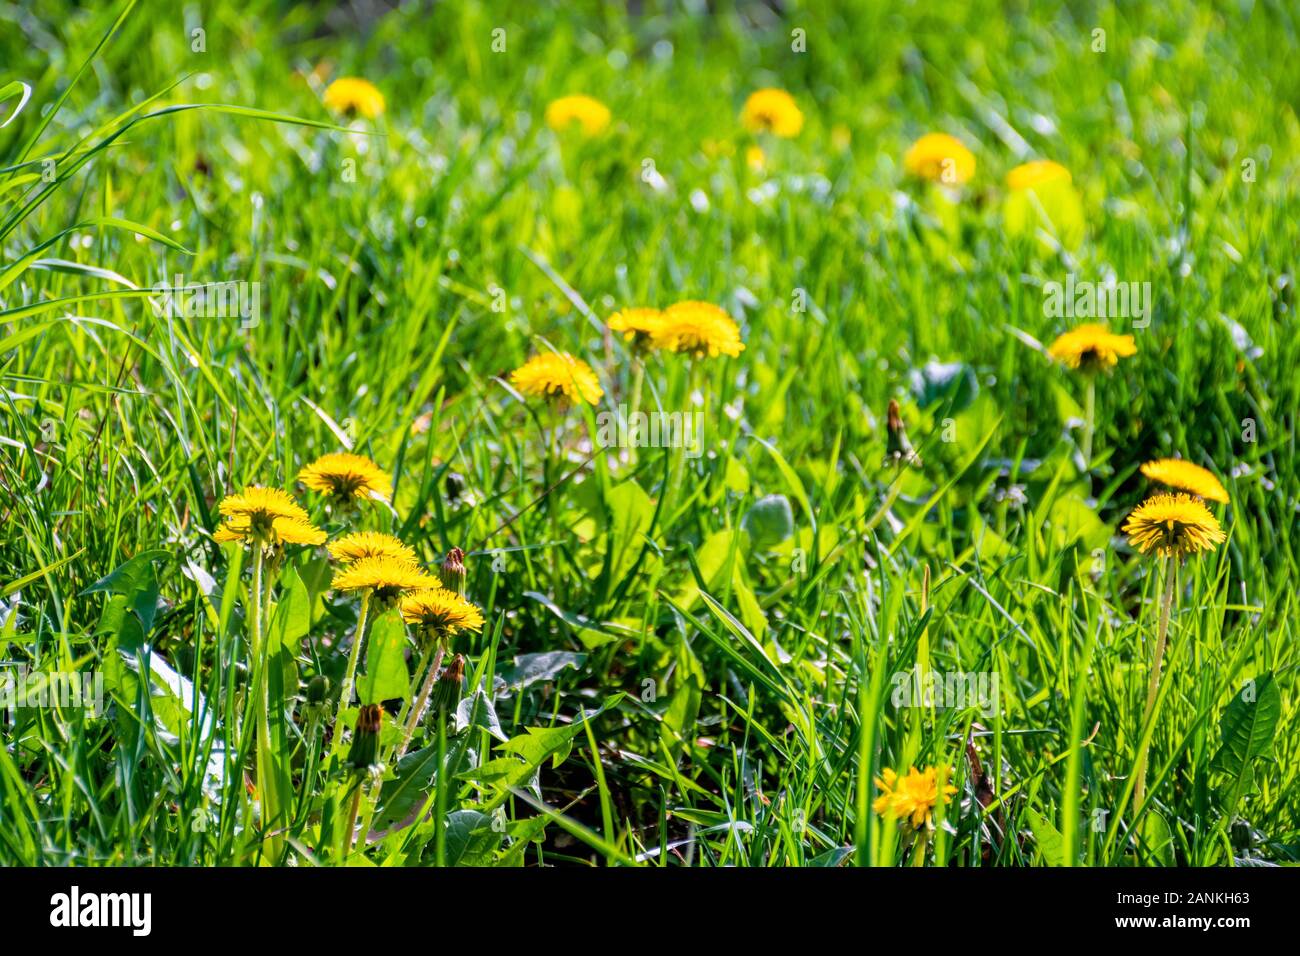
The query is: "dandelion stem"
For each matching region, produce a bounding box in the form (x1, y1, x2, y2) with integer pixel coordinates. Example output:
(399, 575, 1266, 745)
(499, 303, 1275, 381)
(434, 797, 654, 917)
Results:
(394, 643, 434, 732)
(1134, 555, 1177, 811)
(250, 544, 282, 860)
(342, 777, 363, 858)
(398, 643, 445, 760)
(1082, 375, 1096, 472)
(339, 590, 372, 710)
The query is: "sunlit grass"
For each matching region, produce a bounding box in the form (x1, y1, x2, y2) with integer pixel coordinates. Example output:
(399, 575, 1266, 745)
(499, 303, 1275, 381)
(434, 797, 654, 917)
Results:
(1, 0, 1297, 867)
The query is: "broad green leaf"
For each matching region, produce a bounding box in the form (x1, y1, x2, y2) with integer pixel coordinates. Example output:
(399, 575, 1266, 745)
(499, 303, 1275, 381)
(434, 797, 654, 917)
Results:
(357, 610, 410, 704)
(1025, 806, 1066, 866)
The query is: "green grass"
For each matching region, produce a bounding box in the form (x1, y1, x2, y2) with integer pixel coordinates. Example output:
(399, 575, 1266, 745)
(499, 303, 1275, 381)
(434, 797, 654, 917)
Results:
(1, 0, 1297, 866)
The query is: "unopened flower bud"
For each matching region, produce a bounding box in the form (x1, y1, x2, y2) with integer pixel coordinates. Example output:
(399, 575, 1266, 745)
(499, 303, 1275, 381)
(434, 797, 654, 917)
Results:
(431, 654, 465, 715)
(441, 547, 466, 595)
(348, 703, 383, 772)
(884, 399, 921, 468)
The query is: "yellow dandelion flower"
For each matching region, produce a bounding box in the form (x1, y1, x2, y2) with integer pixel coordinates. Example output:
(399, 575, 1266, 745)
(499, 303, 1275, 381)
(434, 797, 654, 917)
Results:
(607, 307, 663, 345)
(400, 587, 485, 638)
(327, 531, 417, 565)
(1046, 323, 1137, 372)
(652, 301, 745, 358)
(741, 88, 804, 138)
(331, 555, 440, 598)
(1006, 159, 1071, 191)
(545, 95, 611, 136)
(1140, 458, 1229, 505)
(746, 144, 766, 172)
(1122, 493, 1227, 558)
(873, 765, 958, 828)
(1005, 160, 1084, 248)
(322, 77, 385, 118)
(298, 452, 392, 506)
(509, 351, 604, 405)
(219, 486, 308, 524)
(903, 132, 976, 185)
(213, 486, 326, 546)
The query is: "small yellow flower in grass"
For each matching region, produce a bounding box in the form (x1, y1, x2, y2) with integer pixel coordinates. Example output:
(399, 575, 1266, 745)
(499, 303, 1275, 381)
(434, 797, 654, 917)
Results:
(652, 301, 745, 358)
(327, 531, 417, 565)
(741, 88, 804, 138)
(332, 555, 440, 602)
(214, 486, 325, 546)
(1140, 458, 1229, 504)
(509, 351, 604, 405)
(1122, 493, 1227, 558)
(298, 452, 392, 506)
(746, 145, 766, 172)
(322, 77, 385, 118)
(903, 132, 976, 185)
(400, 587, 485, 641)
(1046, 323, 1137, 372)
(873, 765, 957, 828)
(1005, 159, 1084, 248)
(607, 308, 663, 346)
(1006, 159, 1071, 191)
(545, 95, 611, 136)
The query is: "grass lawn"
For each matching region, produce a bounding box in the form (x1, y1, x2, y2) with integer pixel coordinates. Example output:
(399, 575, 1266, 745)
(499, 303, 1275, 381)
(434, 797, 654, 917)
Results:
(1, 0, 1298, 867)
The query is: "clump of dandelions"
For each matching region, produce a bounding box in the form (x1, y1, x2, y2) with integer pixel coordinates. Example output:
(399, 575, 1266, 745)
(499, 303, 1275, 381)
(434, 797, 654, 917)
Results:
(328, 554, 437, 744)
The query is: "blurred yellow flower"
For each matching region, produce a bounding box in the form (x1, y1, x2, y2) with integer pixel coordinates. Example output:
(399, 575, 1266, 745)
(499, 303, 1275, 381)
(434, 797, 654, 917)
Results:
(746, 145, 766, 172)
(298, 452, 392, 505)
(873, 765, 957, 828)
(741, 88, 804, 138)
(607, 308, 663, 345)
(1123, 493, 1226, 557)
(1140, 458, 1229, 504)
(328, 531, 417, 565)
(213, 486, 325, 546)
(903, 132, 976, 185)
(1007, 159, 1071, 191)
(322, 77, 385, 118)
(545, 95, 611, 136)
(509, 351, 604, 405)
(653, 301, 745, 358)
(1005, 159, 1084, 248)
(1046, 323, 1136, 372)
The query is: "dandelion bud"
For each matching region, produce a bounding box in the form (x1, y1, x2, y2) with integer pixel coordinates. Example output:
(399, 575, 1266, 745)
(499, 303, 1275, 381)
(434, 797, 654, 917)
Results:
(304, 675, 329, 722)
(348, 703, 383, 772)
(884, 399, 921, 468)
(431, 654, 465, 715)
(441, 547, 466, 595)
